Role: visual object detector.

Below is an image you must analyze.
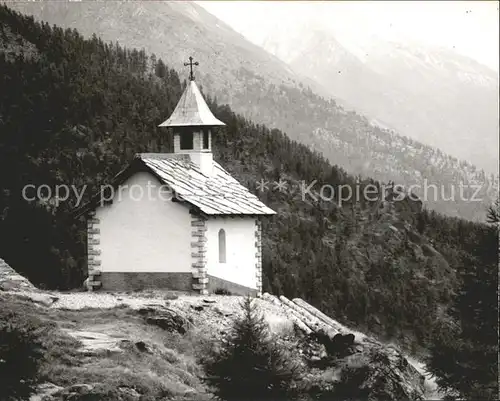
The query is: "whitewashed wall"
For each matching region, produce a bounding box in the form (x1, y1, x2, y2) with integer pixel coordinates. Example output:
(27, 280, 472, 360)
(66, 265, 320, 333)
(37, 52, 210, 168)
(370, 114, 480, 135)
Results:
(96, 172, 192, 273)
(206, 217, 257, 289)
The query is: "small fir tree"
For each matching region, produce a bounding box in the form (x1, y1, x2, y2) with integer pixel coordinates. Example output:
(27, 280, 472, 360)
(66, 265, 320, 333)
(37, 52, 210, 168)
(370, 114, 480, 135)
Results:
(202, 297, 301, 401)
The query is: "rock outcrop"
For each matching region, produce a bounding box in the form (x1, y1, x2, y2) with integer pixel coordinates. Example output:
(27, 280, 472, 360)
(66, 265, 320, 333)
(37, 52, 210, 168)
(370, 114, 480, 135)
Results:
(60, 329, 125, 354)
(0, 258, 59, 306)
(0, 258, 36, 291)
(138, 305, 193, 334)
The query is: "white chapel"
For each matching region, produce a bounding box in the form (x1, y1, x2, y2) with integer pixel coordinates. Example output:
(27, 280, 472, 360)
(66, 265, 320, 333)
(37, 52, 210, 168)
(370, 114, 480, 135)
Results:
(79, 58, 275, 296)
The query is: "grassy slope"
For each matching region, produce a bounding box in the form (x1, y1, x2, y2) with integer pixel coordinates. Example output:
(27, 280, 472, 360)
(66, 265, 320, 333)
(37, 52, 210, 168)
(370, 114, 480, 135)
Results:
(2, 289, 435, 401)
(2, 293, 212, 400)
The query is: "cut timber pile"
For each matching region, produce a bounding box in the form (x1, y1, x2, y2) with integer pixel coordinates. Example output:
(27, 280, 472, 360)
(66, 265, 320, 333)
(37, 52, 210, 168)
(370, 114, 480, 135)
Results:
(262, 292, 361, 349)
(279, 295, 336, 336)
(262, 292, 312, 335)
(291, 298, 369, 343)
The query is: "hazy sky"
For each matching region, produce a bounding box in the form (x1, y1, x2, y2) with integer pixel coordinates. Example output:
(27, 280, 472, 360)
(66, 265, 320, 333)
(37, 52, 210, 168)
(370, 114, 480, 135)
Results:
(199, 1, 499, 71)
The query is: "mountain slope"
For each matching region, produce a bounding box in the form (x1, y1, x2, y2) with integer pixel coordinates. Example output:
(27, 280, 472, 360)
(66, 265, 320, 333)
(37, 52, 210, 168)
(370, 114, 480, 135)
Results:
(0, 4, 456, 342)
(249, 24, 499, 174)
(0, 281, 432, 401)
(6, 0, 498, 221)
(4, 1, 307, 93)
(0, 7, 498, 397)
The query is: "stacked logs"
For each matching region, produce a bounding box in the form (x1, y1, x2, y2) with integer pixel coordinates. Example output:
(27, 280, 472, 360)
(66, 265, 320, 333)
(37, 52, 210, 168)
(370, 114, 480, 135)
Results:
(291, 298, 368, 342)
(262, 294, 337, 335)
(278, 295, 336, 337)
(262, 293, 362, 356)
(262, 292, 312, 335)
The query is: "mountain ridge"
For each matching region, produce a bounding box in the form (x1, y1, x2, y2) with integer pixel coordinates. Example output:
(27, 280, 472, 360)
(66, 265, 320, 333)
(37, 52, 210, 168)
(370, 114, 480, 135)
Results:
(246, 24, 499, 174)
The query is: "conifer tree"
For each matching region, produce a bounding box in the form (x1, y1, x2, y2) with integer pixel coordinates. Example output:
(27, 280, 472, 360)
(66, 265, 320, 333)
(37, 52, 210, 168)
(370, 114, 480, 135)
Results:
(426, 242, 499, 399)
(202, 297, 301, 401)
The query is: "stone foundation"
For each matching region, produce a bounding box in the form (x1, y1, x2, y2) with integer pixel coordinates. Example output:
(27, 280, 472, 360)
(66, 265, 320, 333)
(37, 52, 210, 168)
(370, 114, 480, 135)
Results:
(100, 272, 257, 296)
(100, 272, 193, 292)
(207, 274, 258, 297)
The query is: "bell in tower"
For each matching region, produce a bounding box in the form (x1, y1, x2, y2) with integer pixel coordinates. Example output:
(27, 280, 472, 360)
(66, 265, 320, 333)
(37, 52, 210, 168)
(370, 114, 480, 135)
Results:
(158, 57, 225, 176)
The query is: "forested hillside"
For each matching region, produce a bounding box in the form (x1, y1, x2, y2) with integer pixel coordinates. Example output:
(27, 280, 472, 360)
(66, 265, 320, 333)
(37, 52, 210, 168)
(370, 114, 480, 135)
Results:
(0, 7, 497, 399)
(7, 0, 499, 221)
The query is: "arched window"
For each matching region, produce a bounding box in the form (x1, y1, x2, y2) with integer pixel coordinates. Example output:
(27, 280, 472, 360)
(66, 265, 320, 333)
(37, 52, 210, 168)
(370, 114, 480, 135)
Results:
(218, 229, 226, 263)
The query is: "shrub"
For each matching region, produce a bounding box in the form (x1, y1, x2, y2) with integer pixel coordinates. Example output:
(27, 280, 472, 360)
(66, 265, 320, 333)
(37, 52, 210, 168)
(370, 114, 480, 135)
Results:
(0, 297, 47, 401)
(201, 297, 302, 401)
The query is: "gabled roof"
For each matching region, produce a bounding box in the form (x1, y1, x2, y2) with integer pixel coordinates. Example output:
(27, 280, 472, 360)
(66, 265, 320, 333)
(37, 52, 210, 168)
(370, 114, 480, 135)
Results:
(75, 154, 275, 217)
(159, 81, 225, 128)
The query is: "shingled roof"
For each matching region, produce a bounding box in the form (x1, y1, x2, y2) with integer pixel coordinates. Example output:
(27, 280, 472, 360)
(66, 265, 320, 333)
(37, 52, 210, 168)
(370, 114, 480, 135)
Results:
(158, 81, 225, 128)
(76, 154, 275, 217)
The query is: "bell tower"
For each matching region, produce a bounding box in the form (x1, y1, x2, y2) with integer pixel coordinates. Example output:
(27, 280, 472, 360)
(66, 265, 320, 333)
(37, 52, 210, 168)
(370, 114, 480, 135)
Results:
(158, 57, 225, 176)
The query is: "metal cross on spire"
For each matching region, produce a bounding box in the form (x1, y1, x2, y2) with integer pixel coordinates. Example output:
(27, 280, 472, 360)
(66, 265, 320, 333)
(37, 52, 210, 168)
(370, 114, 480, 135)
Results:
(184, 56, 199, 81)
